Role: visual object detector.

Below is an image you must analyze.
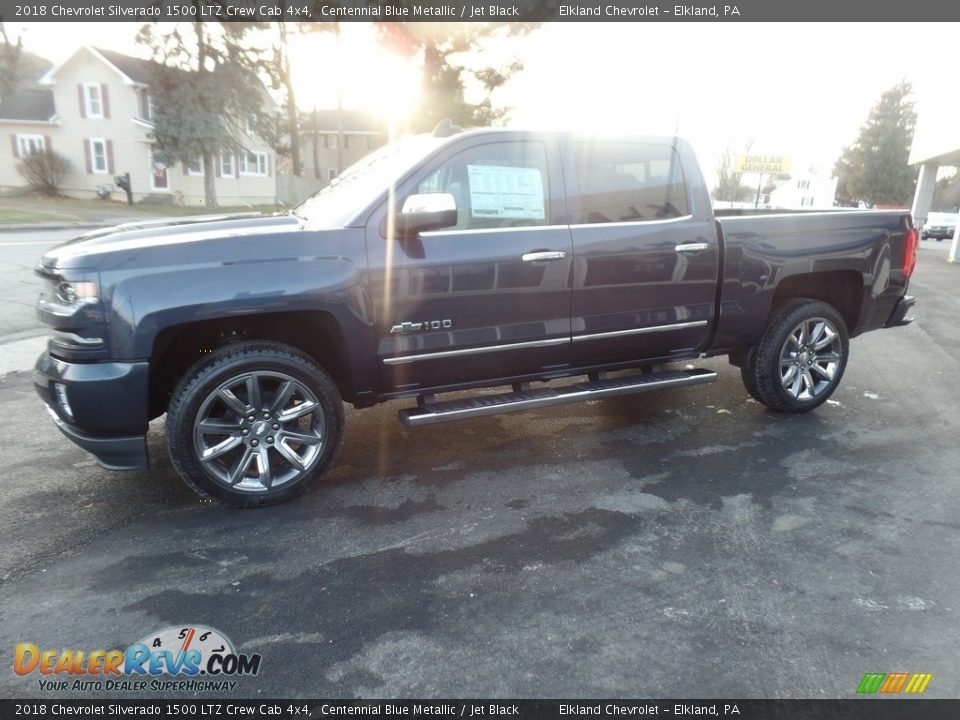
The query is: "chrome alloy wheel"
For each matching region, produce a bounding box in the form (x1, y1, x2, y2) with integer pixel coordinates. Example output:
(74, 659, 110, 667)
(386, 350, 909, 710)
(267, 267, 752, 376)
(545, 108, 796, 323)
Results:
(778, 317, 843, 401)
(192, 371, 326, 493)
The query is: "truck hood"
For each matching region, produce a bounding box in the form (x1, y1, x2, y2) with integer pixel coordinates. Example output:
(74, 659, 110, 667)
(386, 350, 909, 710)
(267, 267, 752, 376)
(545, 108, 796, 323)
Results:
(39, 212, 304, 270)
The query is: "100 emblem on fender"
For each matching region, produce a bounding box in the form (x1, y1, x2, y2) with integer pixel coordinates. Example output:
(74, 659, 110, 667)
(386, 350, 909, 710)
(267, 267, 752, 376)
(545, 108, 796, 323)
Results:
(390, 319, 453, 334)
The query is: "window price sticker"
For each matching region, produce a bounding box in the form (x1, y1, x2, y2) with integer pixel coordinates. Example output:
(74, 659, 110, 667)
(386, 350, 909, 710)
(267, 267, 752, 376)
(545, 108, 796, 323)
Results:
(467, 164, 546, 220)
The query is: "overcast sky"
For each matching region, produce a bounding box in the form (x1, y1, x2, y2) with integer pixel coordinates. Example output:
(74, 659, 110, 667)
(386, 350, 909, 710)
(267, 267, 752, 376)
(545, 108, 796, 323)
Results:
(9, 21, 956, 185)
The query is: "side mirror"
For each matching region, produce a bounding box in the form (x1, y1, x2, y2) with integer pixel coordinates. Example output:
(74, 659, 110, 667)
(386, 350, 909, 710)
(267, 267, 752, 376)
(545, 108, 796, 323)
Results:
(387, 193, 458, 238)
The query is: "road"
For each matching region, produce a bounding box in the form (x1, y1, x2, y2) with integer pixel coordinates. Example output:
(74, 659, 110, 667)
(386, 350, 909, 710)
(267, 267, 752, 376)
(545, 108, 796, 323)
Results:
(1, 234, 959, 699)
(0, 229, 78, 373)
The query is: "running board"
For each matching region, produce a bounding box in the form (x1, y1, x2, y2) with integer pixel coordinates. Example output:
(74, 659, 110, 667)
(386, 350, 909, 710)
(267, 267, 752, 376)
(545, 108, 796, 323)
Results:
(398, 368, 717, 427)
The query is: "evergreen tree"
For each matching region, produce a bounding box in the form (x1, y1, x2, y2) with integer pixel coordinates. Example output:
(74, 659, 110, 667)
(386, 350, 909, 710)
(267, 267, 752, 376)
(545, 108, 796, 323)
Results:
(833, 81, 917, 206)
(932, 173, 960, 211)
(137, 18, 267, 208)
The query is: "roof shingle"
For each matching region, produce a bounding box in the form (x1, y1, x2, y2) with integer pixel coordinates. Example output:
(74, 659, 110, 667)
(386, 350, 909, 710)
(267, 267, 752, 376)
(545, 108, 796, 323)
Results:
(0, 87, 56, 122)
(92, 47, 160, 85)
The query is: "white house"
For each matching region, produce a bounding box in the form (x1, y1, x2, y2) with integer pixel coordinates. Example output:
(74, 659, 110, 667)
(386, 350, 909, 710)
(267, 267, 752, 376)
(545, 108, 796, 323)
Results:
(298, 109, 386, 185)
(768, 174, 839, 210)
(0, 46, 277, 206)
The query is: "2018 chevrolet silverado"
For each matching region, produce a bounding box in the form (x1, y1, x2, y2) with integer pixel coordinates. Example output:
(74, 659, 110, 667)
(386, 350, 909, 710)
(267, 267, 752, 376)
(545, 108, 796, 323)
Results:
(33, 127, 918, 506)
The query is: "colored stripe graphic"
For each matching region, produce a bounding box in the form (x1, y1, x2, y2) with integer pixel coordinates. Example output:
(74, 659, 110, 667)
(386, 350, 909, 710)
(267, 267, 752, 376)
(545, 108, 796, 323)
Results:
(904, 673, 933, 694)
(857, 673, 885, 694)
(880, 672, 909, 693)
(857, 672, 932, 694)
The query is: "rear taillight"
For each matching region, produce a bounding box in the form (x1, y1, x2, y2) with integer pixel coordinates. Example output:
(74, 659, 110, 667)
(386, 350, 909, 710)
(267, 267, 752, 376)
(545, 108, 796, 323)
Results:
(903, 227, 918, 278)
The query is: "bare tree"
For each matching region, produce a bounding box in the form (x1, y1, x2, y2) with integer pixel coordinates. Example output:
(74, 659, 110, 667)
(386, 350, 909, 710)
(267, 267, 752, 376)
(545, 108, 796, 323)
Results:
(713, 145, 754, 202)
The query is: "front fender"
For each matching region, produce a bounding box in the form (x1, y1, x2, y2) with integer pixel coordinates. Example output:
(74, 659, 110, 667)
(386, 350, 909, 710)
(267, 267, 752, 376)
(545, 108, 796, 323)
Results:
(103, 255, 377, 395)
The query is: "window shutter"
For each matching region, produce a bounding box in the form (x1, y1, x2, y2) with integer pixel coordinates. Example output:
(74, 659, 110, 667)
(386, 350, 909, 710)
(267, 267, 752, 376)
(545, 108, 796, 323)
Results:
(101, 84, 110, 119)
(44, 135, 52, 153)
(216, 153, 222, 178)
(78, 85, 86, 118)
(267, 154, 271, 177)
(106, 140, 114, 174)
(183, 161, 188, 175)
(83, 139, 92, 173)
(234, 154, 239, 178)
(11, 135, 19, 159)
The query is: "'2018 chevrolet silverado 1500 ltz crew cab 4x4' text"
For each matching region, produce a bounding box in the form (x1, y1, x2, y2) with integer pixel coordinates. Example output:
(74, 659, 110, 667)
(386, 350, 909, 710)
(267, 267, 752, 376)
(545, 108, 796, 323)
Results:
(34, 126, 918, 506)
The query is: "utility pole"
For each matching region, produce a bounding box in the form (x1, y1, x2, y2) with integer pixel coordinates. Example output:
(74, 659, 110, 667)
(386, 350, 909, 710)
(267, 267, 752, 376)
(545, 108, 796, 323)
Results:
(311, 103, 319, 179)
(335, 24, 344, 176)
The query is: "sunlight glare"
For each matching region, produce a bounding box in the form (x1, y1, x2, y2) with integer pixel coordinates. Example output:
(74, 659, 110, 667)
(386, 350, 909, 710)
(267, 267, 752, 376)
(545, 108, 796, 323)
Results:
(288, 25, 420, 127)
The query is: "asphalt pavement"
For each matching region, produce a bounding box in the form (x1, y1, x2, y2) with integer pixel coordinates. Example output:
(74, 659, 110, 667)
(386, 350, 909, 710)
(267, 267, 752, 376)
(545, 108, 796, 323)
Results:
(1, 236, 958, 699)
(0, 229, 79, 373)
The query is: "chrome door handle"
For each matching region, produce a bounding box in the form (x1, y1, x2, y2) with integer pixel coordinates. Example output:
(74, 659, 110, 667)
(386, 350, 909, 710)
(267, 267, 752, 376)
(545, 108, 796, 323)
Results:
(522, 251, 567, 262)
(674, 243, 710, 254)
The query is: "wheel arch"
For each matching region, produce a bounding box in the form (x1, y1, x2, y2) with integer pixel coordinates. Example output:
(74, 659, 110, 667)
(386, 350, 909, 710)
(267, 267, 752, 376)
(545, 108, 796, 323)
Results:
(727, 270, 862, 369)
(148, 311, 362, 419)
(770, 270, 863, 334)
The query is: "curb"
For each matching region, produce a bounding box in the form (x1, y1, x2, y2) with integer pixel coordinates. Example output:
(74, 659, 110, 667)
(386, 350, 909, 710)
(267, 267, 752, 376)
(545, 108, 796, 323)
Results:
(0, 222, 113, 233)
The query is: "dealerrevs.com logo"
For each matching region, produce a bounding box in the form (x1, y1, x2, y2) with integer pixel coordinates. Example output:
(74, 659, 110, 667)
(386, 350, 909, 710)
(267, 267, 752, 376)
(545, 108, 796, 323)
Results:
(14, 625, 262, 692)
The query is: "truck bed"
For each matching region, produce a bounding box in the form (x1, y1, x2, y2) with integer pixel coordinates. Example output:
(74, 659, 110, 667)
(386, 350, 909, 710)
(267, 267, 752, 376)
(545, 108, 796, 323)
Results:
(709, 208, 914, 355)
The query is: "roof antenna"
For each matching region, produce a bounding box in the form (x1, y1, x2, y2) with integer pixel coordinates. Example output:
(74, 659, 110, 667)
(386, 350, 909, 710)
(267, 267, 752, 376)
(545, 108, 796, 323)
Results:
(432, 119, 463, 137)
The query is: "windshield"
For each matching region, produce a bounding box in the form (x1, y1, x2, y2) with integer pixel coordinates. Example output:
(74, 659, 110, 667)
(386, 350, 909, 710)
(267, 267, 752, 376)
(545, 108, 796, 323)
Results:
(293, 134, 446, 227)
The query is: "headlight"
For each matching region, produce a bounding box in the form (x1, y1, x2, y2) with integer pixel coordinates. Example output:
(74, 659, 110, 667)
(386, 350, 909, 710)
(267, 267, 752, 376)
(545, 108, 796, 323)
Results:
(36, 269, 102, 319)
(54, 279, 98, 305)
(35, 267, 108, 358)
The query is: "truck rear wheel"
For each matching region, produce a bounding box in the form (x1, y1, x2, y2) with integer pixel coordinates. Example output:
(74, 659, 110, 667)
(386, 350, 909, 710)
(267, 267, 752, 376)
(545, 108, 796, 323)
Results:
(743, 299, 849, 413)
(166, 341, 344, 507)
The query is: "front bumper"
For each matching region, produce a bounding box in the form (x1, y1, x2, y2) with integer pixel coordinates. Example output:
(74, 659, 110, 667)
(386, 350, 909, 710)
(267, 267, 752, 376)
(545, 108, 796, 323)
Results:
(43, 406, 148, 470)
(885, 295, 916, 328)
(33, 352, 150, 471)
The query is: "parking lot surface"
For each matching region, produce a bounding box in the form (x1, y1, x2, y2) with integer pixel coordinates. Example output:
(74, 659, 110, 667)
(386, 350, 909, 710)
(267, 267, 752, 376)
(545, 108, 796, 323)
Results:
(1, 238, 958, 699)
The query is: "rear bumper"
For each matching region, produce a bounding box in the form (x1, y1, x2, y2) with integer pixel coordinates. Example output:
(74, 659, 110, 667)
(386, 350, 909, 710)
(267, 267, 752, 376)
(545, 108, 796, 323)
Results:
(885, 295, 916, 328)
(33, 352, 150, 471)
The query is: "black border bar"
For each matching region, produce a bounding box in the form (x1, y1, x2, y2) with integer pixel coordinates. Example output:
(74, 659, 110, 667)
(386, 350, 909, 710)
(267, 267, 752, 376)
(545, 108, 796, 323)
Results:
(3, 700, 960, 720)
(2, 0, 960, 22)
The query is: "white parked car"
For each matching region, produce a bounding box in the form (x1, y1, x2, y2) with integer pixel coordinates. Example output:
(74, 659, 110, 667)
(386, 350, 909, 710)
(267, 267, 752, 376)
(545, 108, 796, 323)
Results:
(922, 211, 958, 241)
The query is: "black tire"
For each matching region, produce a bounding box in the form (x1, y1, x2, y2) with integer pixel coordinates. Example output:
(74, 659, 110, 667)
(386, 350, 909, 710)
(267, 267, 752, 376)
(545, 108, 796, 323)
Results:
(739, 349, 764, 403)
(743, 298, 849, 413)
(166, 341, 345, 507)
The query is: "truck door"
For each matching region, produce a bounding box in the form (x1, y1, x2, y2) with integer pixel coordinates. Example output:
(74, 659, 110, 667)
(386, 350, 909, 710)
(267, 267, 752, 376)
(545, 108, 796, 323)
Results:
(366, 135, 573, 393)
(565, 138, 719, 367)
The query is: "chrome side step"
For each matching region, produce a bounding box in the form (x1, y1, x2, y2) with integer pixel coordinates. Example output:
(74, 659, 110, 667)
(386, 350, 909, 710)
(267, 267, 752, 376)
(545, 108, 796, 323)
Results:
(398, 368, 718, 427)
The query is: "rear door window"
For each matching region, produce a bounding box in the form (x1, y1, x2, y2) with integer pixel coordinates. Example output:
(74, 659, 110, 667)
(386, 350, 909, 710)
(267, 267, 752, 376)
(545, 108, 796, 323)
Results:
(572, 142, 689, 224)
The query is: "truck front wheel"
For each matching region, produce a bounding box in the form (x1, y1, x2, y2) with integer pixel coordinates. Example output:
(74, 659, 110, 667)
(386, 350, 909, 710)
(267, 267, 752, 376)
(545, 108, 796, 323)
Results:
(166, 341, 345, 507)
(742, 299, 849, 413)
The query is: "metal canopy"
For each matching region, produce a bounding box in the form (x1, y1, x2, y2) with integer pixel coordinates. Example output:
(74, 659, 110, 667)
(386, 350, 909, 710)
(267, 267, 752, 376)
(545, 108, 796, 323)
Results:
(910, 106, 960, 262)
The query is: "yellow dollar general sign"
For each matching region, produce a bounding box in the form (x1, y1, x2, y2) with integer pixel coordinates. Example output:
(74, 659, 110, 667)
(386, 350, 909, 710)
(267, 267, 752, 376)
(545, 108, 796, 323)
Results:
(735, 154, 792, 174)
(857, 672, 932, 694)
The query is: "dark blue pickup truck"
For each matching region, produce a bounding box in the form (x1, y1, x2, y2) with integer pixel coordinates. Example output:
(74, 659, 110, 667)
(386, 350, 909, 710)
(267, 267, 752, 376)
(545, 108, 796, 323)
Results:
(33, 127, 918, 506)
